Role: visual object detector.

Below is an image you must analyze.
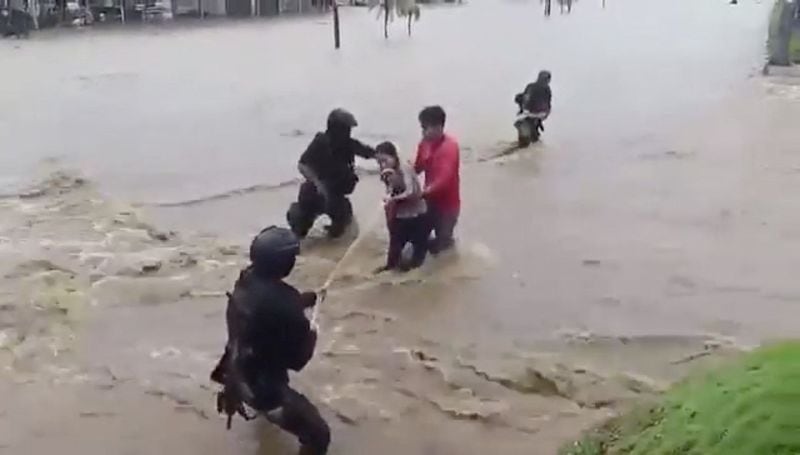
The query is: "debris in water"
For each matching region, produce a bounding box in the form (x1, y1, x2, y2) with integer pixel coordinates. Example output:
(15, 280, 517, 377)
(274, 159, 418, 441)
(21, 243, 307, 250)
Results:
(4, 259, 75, 279)
(149, 346, 182, 359)
(428, 394, 508, 422)
(171, 251, 199, 268)
(79, 411, 116, 418)
(0, 330, 11, 349)
(217, 245, 240, 256)
(188, 290, 226, 298)
(670, 350, 712, 365)
(615, 372, 665, 394)
(140, 261, 162, 274)
(411, 349, 438, 362)
(146, 227, 174, 242)
(16, 171, 87, 199)
(330, 398, 365, 425)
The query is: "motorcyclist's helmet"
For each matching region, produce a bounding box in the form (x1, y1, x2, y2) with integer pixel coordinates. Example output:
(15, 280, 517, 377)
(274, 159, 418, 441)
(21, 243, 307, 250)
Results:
(249, 226, 300, 278)
(327, 108, 359, 131)
(538, 70, 552, 84)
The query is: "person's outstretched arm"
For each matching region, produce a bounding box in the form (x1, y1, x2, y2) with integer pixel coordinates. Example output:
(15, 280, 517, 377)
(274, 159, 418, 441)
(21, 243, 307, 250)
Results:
(351, 139, 376, 159)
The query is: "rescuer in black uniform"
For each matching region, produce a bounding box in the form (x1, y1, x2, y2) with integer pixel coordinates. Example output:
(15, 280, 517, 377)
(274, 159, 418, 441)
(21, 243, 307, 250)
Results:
(211, 226, 330, 455)
(287, 108, 376, 239)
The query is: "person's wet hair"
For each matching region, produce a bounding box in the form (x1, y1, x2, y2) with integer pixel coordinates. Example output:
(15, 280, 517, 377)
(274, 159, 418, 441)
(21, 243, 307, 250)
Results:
(418, 106, 447, 127)
(375, 141, 399, 160)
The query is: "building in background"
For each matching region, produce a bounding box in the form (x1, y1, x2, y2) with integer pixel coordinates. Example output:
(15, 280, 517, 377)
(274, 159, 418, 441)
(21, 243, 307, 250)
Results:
(2, 0, 315, 32)
(225, 0, 312, 18)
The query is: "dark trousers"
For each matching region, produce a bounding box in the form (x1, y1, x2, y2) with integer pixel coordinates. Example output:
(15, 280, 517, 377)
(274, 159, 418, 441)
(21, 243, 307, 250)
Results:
(211, 352, 330, 454)
(287, 181, 353, 238)
(263, 385, 331, 455)
(387, 214, 430, 270)
(250, 376, 330, 455)
(428, 206, 459, 254)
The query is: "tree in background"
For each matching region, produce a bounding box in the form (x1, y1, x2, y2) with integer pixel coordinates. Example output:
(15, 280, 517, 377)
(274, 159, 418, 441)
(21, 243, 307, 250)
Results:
(368, 0, 420, 38)
(769, 0, 798, 66)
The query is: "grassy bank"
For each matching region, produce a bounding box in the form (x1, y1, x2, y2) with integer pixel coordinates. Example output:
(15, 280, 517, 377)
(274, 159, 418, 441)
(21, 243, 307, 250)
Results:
(562, 342, 800, 455)
(792, 29, 800, 63)
(768, 0, 800, 64)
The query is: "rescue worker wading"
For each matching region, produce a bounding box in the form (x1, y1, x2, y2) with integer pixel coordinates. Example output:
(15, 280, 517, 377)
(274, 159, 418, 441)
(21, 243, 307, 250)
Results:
(287, 109, 376, 239)
(211, 226, 330, 455)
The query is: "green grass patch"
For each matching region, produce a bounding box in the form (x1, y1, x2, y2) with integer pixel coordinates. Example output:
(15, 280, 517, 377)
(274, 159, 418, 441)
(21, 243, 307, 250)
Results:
(767, 0, 783, 61)
(767, 0, 800, 65)
(791, 31, 800, 63)
(562, 342, 800, 455)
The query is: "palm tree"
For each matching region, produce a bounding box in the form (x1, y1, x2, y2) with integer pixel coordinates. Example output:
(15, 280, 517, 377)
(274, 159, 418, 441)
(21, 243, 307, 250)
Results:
(368, 0, 420, 38)
(400, 0, 420, 36)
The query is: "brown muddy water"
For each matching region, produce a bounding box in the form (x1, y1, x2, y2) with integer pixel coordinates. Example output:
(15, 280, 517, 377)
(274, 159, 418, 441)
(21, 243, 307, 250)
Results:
(2, 0, 800, 453)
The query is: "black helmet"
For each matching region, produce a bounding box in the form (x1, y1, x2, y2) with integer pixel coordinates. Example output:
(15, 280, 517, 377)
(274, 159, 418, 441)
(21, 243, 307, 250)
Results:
(327, 108, 358, 130)
(537, 70, 552, 83)
(249, 226, 300, 278)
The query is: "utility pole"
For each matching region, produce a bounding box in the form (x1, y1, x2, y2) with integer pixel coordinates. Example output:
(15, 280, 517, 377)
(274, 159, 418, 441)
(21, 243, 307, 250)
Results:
(333, 0, 340, 49)
(383, 0, 389, 39)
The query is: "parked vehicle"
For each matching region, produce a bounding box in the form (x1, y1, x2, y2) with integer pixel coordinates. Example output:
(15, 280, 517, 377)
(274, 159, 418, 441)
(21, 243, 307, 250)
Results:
(1, 7, 33, 38)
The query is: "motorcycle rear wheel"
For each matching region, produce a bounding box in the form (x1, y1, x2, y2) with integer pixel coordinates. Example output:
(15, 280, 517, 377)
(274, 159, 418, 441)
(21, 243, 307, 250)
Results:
(516, 123, 532, 147)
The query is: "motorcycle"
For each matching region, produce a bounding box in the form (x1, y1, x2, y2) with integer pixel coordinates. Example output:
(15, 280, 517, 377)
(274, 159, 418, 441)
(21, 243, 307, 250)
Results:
(513, 93, 547, 147)
(514, 110, 546, 147)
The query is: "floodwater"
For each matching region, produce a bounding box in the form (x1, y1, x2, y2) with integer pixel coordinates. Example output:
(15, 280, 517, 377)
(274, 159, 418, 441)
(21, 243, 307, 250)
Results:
(3, 0, 800, 453)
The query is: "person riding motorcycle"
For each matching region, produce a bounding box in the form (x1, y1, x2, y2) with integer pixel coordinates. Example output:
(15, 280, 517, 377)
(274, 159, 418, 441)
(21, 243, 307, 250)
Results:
(513, 70, 552, 145)
(516, 70, 552, 118)
(287, 109, 376, 239)
(211, 226, 330, 455)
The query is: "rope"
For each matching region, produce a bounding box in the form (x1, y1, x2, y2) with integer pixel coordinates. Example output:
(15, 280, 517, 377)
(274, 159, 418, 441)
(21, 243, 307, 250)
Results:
(310, 202, 385, 329)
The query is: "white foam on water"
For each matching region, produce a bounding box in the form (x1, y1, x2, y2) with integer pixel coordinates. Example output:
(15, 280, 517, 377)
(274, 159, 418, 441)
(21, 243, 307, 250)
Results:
(314, 238, 500, 299)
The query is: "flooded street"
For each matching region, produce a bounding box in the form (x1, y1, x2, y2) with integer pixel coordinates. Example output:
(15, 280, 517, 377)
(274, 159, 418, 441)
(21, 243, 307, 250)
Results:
(3, 0, 800, 453)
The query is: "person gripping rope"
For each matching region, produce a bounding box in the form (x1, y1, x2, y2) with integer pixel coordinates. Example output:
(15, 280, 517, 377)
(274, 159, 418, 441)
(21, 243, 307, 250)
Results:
(374, 141, 430, 273)
(287, 109, 376, 239)
(211, 226, 330, 455)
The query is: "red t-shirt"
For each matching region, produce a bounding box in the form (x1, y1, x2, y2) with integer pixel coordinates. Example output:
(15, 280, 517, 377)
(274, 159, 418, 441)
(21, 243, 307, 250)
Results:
(414, 134, 461, 215)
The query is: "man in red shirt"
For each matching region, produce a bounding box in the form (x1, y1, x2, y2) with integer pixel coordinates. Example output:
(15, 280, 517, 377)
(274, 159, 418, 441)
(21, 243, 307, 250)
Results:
(414, 106, 461, 254)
